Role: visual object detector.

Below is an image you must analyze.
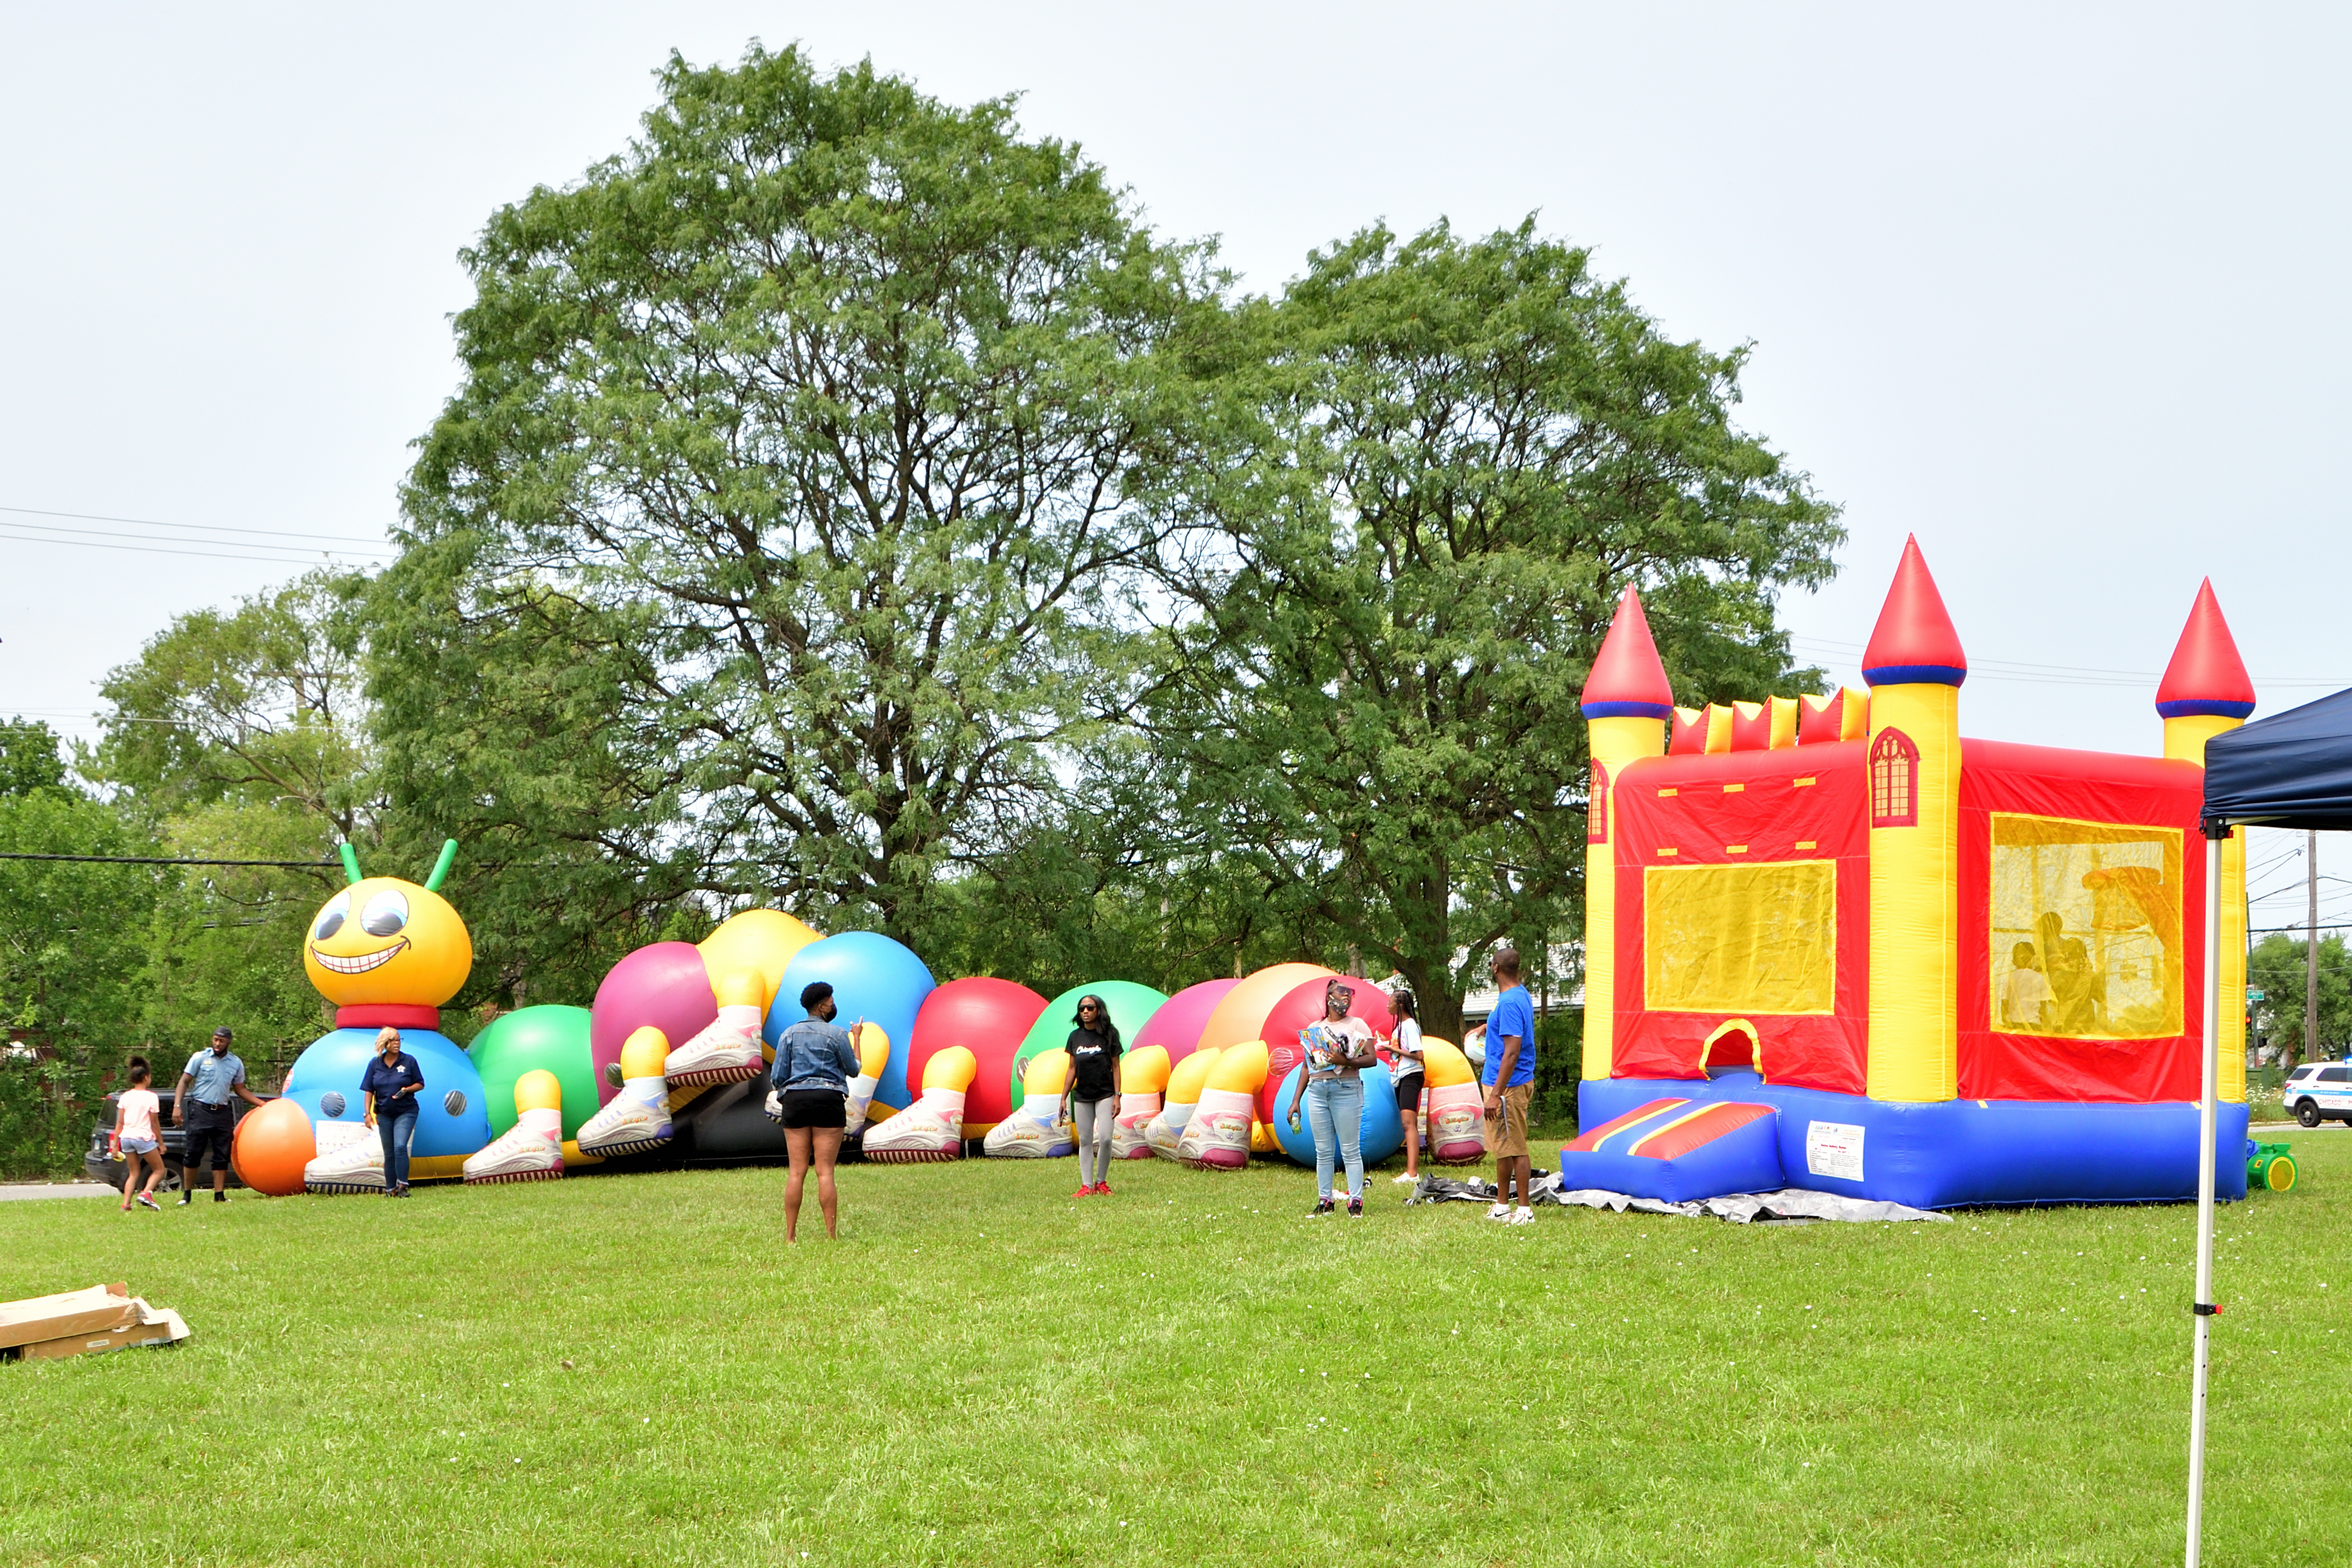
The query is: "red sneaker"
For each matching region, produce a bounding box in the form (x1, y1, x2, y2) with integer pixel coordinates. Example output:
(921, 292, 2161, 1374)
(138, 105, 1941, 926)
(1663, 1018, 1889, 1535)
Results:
(1072, 1185, 1094, 1199)
(1093, 1181, 1112, 1196)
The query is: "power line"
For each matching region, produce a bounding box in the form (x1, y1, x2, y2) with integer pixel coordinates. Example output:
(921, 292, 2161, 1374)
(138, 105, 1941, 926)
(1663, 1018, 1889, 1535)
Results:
(0, 503, 393, 549)
(0, 853, 337, 868)
(0, 529, 387, 568)
(0, 518, 394, 560)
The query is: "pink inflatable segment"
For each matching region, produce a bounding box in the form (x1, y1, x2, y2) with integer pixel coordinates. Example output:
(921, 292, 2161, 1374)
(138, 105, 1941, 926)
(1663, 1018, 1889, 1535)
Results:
(1132, 978, 1241, 1068)
(588, 942, 716, 1109)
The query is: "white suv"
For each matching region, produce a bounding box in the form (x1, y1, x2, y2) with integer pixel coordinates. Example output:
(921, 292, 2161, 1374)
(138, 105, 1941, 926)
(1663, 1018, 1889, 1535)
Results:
(2284, 1061, 2352, 1128)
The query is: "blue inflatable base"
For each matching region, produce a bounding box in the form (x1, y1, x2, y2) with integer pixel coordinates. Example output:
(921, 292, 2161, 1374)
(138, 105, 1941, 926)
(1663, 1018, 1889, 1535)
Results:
(1576, 1073, 2250, 1209)
(283, 1027, 491, 1161)
(1557, 1103, 1785, 1204)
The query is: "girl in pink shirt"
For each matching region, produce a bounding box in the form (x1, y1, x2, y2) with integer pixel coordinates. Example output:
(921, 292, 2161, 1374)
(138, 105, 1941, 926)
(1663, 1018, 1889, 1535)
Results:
(114, 1059, 165, 1211)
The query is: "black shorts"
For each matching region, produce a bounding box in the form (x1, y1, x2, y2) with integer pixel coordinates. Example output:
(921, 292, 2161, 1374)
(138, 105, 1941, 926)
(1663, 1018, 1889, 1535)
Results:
(1393, 1073, 1425, 1111)
(181, 1106, 234, 1167)
(781, 1089, 847, 1130)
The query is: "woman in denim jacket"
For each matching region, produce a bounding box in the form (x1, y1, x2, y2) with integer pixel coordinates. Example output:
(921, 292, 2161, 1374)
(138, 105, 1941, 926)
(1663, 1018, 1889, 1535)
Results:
(770, 981, 864, 1241)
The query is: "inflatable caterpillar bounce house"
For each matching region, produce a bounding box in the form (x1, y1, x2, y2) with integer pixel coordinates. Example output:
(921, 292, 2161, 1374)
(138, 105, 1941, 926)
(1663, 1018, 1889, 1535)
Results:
(233, 852, 1473, 1193)
(1564, 537, 2254, 1208)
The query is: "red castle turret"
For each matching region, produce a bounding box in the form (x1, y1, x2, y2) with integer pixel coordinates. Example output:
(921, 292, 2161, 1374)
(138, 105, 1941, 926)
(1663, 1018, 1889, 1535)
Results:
(1861, 535, 1968, 688)
(1580, 586, 1676, 719)
(2154, 579, 2256, 720)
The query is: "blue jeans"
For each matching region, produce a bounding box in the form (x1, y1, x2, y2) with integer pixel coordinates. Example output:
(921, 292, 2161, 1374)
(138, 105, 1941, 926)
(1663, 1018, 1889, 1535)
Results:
(1305, 1078, 1363, 1200)
(377, 1103, 416, 1189)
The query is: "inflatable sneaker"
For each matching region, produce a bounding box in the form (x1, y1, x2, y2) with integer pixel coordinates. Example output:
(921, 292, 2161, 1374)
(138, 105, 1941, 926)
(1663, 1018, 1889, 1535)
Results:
(1148, 1045, 1221, 1161)
(984, 1049, 1075, 1158)
(1111, 1045, 1169, 1160)
(863, 1046, 972, 1163)
(464, 1070, 565, 1185)
(1420, 1039, 1487, 1164)
(843, 1022, 891, 1135)
(1186, 1041, 1267, 1170)
(577, 1026, 674, 1156)
(659, 970, 767, 1088)
(303, 1117, 386, 1194)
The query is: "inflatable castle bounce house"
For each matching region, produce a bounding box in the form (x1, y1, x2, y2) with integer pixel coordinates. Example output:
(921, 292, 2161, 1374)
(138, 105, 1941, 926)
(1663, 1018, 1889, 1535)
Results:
(1561, 537, 2254, 1208)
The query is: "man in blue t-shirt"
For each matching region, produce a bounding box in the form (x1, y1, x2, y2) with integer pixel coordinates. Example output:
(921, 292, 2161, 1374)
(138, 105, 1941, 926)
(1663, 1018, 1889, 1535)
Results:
(173, 1025, 265, 1204)
(1481, 947, 1537, 1225)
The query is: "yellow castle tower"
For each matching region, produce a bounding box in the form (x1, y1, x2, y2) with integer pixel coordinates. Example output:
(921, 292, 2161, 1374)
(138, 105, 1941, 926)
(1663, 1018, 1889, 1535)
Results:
(1577, 587, 1673, 1082)
(2156, 578, 2257, 1103)
(1860, 536, 1966, 1103)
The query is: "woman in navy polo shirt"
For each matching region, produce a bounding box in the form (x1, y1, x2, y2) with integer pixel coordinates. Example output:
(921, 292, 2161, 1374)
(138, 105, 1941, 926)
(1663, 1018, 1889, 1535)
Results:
(360, 1027, 425, 1197)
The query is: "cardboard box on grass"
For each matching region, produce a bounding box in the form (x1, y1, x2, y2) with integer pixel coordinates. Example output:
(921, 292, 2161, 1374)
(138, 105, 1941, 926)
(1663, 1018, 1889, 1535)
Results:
(20, 1300, 190, 1361)
(0, 1282, 136, 1349)
(2, 1283, 191, 1363)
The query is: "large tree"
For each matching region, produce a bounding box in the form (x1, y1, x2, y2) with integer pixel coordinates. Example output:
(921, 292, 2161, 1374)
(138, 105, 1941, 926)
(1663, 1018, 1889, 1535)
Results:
(395, 45, 1224, 939)
(0, 723, 163, 1175)
(1147, 221, 1842, 1038)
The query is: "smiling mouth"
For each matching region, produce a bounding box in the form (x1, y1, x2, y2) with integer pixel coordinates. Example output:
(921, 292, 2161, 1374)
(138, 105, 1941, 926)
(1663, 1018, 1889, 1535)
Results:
(312, 939, 409, 975)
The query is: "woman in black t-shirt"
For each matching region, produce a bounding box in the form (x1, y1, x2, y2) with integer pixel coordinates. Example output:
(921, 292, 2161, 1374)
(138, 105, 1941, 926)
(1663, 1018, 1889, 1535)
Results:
(1059, 996, 1124, 1198)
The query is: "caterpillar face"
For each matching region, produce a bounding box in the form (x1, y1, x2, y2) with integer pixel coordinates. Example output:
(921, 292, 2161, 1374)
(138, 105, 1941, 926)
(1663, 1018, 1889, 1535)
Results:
(303, 877, 472, 1006)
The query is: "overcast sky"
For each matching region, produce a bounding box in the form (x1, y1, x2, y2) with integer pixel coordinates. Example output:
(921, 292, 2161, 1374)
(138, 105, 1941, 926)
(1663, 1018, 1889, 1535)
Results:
(4, 3, 2348, 935)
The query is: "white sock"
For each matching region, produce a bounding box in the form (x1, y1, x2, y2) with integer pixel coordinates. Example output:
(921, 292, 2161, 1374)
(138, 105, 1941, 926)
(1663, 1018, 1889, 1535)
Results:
(1515, 1205, 1532, 1217)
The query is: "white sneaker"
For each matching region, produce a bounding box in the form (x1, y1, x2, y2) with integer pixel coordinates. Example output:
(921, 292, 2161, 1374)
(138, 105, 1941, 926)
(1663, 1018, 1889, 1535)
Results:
(463, 1108, 564, 1185)
(304, 1120, 387, 1194)
(1508, 1206, 1536, 1226)
(1392, 1172, 1417, 1185)
(861, 1087, 966, 1163)
(982, 1103, 1073, 1159)
(659, 1003, 766, 1087)
(576, 1077, 673, 1156)
(1485, 1201, 1511, 1219)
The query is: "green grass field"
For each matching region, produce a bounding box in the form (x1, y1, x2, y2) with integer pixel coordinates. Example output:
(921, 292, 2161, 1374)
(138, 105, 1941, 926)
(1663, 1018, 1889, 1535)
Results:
(4, 1131, 2348, 1567)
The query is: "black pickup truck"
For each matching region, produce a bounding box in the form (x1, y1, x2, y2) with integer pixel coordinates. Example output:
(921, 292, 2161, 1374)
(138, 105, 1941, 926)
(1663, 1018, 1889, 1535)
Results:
(83, 1089, 268, 1192)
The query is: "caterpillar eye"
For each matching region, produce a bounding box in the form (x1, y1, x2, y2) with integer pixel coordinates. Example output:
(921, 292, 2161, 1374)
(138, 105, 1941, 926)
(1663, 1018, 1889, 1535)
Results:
(360, 888, 410, 938)
(313, 891, 351, 941)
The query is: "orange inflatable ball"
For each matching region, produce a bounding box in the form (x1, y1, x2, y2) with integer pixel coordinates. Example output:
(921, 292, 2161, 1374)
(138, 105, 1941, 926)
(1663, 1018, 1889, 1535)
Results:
(231, 1098, 316, 1197)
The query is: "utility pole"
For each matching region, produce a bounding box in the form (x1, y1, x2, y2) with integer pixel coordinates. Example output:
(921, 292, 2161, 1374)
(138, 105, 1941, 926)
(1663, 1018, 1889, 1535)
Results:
(2307, 830, 2321, 1068)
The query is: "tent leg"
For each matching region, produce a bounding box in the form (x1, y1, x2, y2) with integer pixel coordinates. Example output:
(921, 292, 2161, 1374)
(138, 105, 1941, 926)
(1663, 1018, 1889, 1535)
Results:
(2186, 829, 2224, 1566)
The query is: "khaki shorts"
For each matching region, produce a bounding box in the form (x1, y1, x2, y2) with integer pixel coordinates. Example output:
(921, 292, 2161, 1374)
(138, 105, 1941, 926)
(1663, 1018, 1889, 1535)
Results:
(1490, 1083, 1532, 1160)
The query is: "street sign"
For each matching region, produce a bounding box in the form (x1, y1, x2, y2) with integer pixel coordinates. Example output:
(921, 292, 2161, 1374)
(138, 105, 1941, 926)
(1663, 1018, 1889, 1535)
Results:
(2247, 987, 2265, 1002)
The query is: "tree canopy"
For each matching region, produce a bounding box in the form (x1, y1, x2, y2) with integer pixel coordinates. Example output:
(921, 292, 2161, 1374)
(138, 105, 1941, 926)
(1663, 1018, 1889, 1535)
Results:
(397, 45, 1225, 941)
(1143, 221, 1840, 1036)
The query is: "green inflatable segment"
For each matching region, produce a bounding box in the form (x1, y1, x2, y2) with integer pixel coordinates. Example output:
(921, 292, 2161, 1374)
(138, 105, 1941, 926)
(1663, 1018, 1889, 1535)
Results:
(1007, 980, 1169, 1113)
(468, 1004, 598, 1141)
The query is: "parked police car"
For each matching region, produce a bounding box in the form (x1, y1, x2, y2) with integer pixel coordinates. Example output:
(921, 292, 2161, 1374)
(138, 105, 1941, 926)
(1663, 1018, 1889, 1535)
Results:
(2284, 1061, 2352, 1128)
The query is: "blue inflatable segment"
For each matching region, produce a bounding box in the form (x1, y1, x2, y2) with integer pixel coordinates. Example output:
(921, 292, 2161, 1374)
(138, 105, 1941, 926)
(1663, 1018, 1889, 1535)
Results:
(282, 1027, 492, 1161)
(763, 932, 935, 1115)
(1269, 1064, 1406, 1169)
(1577, 1072, 2251, 1208)
(1556, 1100, 1785, 1204)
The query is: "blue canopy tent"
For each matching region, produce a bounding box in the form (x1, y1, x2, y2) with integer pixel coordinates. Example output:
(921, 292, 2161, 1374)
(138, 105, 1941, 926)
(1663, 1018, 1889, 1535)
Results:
(2183, 689, 2352, 1561)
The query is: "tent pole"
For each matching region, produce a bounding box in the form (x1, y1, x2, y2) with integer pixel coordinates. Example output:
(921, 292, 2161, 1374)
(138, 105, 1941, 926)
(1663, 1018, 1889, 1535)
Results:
(2186, 828, 2225, 1566)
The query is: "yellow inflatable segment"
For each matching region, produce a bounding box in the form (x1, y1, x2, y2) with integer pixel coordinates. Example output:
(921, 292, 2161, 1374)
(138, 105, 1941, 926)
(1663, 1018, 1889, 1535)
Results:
(921, 1045, 977, 1092)
(620, 1025, 670, 1079)
(514, 1069, 563, 1114)
(1122, 1044, 1171, 1095)
(1021, 1047, 1070, 1097)
(1206, 1038, 1269, 1093)
(853, 1021, 892, 1078)
(1421, 1038, 1475, 1087)
(1166, 1045, 1222, 1105)
(697, 908, 823, 1011)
